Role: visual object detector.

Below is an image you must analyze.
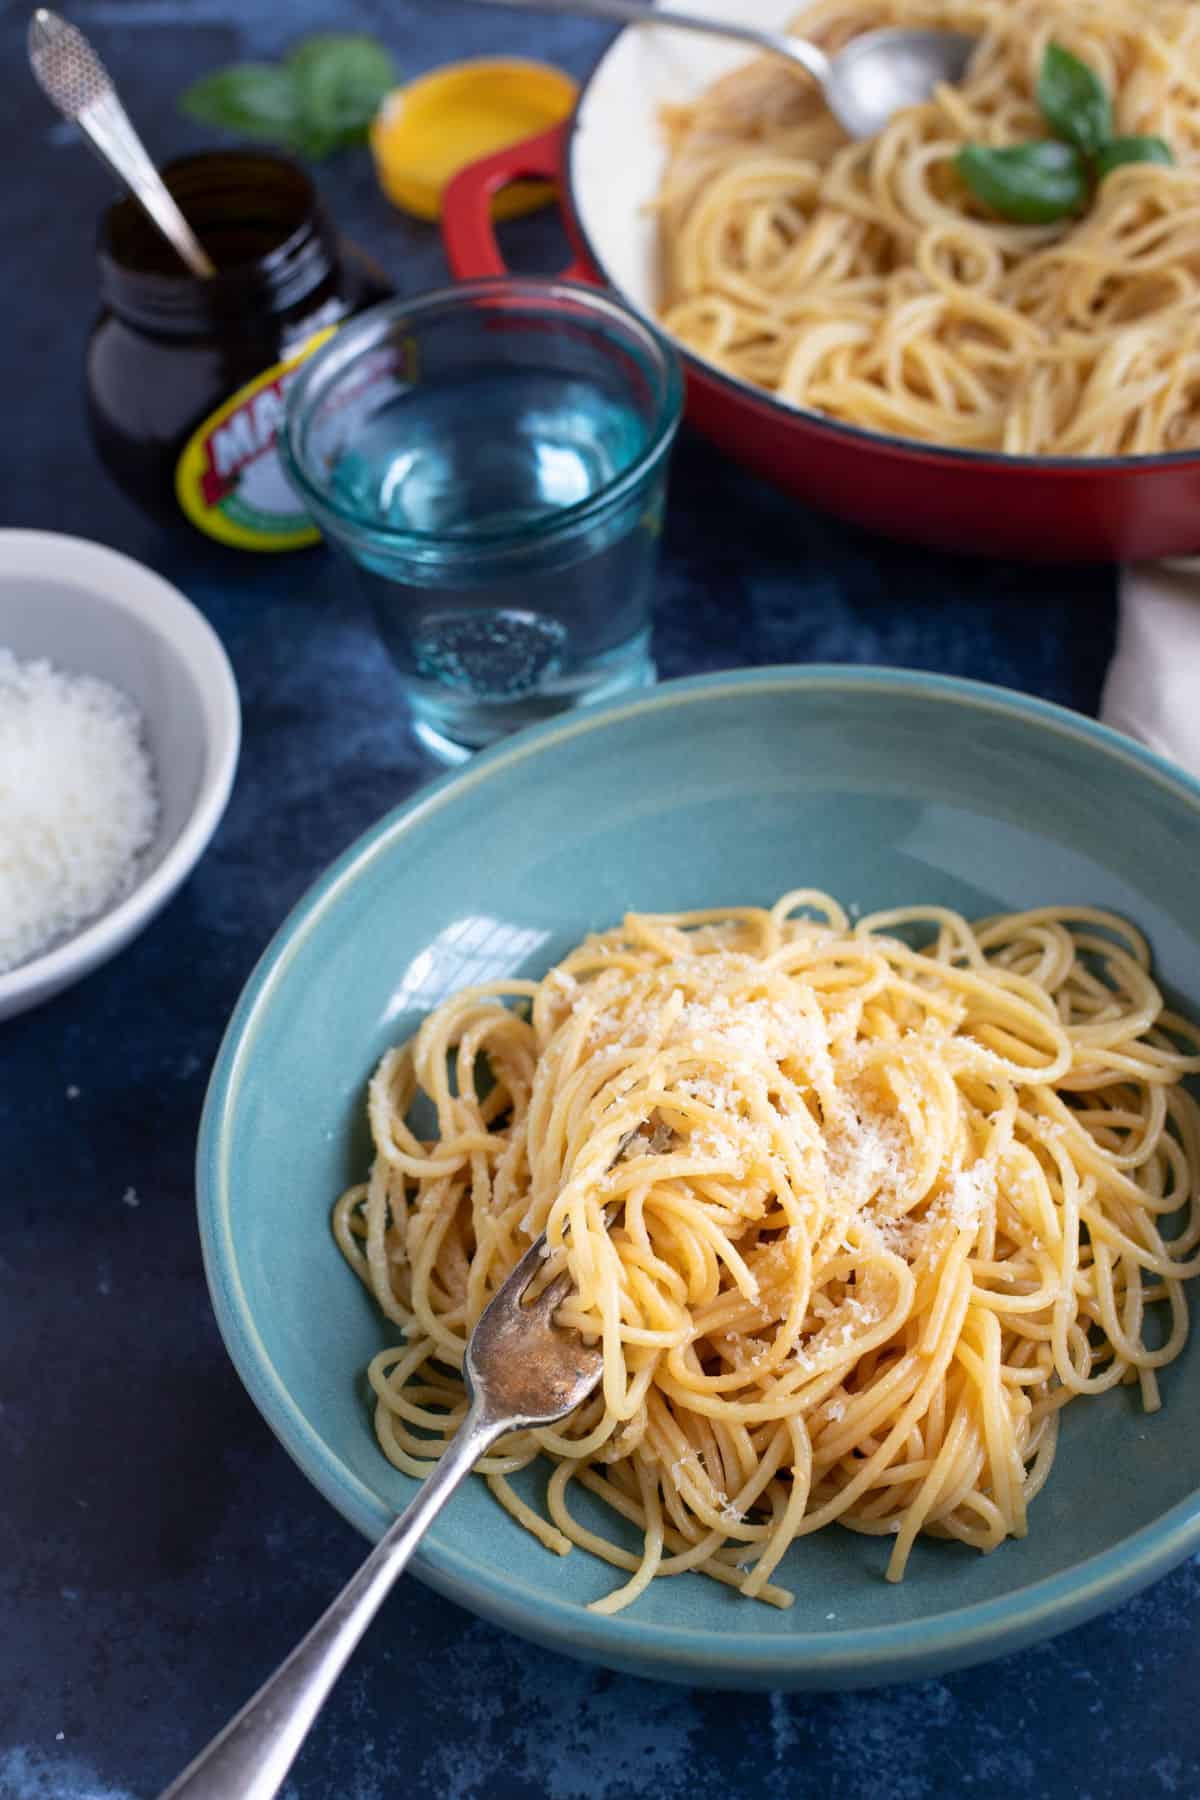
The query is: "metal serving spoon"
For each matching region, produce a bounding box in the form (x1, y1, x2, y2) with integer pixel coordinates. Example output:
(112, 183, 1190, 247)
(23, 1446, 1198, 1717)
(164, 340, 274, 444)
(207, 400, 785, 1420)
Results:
(157, 1234, 604, 1800)
(466, 0, 975, 138)
(28, 8, 216, 279)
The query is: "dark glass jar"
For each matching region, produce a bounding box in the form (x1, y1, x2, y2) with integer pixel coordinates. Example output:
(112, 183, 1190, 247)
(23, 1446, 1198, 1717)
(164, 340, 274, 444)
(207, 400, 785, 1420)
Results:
(86, 150, 392, 550)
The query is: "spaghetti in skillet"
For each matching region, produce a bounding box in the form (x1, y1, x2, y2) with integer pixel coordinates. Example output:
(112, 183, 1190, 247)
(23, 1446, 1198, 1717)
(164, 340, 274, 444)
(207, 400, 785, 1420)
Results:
(656, 0, 1200, 455)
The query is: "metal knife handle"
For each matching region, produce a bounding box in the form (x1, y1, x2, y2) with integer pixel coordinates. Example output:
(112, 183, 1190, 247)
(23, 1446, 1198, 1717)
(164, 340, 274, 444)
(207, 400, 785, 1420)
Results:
(78, 90, 216, 279)
(28, 8, 215, 279)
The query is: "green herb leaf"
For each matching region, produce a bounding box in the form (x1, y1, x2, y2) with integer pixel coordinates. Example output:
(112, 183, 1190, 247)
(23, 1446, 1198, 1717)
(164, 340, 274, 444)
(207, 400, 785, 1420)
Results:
(956, 140, 1089, 224)
(179, 65, 302, 143)
(1036, 43, 1112, 156)
(178, 34, 397, 159)
(1094, 135, 1175, 179)
(286, 35, 397, 151)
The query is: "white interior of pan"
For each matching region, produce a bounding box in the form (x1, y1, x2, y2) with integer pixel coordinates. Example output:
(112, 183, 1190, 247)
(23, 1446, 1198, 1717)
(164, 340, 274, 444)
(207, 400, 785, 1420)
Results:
(568, 0, 800, 316)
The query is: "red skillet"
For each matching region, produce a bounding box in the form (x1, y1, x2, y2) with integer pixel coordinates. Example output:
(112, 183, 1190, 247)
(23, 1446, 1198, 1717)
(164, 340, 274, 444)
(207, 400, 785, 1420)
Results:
(441, 13, 1200, 562)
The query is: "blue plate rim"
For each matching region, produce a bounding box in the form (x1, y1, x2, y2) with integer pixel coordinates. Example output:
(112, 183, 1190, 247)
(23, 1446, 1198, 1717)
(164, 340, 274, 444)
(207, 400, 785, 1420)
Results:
(197, 663, 1200, 1680)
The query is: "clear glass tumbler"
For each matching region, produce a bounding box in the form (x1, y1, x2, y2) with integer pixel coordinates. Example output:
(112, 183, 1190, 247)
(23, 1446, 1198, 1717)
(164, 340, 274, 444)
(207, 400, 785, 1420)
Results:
(282, 278, 684, 762)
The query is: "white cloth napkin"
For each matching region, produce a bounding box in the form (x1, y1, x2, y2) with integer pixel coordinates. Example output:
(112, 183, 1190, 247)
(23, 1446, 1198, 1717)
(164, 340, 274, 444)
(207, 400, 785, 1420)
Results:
(1100, 561, 1200, 777)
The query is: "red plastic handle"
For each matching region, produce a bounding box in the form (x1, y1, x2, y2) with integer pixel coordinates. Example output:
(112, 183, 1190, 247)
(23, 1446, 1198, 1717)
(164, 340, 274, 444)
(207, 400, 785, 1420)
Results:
(441, 122, 594, 284)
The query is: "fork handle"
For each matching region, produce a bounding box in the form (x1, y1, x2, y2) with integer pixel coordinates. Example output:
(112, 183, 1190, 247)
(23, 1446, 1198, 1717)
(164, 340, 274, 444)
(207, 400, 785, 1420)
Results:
(158, 1400, 504, 1800)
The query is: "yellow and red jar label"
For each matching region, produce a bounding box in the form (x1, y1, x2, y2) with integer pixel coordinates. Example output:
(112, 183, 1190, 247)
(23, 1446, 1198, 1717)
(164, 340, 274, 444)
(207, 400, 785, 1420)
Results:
(174, 329, 334, 551)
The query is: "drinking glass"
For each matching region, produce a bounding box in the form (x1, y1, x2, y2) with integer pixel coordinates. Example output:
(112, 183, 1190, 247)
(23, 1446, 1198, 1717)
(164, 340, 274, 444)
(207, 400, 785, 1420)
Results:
(282, 278, 684, 761)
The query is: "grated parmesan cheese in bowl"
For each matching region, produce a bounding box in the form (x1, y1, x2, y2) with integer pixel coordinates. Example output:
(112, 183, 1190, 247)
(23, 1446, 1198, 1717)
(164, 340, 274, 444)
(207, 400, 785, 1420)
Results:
(0, 650, 159, 973)
(0, 529, 240, 1020)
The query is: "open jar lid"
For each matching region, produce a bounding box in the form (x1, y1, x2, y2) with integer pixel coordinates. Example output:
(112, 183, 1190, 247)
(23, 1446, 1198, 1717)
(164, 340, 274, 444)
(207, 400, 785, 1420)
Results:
(369, 57, 578, 221)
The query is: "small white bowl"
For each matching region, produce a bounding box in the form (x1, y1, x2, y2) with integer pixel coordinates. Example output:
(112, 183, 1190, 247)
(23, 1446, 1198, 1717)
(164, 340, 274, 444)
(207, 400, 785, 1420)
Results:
(0, 530, 240, 1020)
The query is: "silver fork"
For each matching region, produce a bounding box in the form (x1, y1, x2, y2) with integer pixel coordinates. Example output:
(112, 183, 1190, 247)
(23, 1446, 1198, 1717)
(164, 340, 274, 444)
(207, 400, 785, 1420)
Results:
(158, 1236, 603, 1800)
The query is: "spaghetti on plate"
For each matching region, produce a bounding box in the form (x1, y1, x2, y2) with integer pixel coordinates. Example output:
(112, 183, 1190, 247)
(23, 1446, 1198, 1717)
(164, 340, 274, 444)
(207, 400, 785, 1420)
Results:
(335, 894, 1200, 1611)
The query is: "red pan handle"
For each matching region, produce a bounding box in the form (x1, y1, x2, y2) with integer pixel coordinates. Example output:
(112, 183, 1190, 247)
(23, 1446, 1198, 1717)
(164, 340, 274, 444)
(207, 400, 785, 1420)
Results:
(441, 122, 594, 283)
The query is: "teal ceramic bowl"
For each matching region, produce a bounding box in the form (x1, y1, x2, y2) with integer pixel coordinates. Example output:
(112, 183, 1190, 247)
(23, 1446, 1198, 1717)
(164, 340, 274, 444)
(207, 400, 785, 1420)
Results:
(198, 666, 1200, 1690)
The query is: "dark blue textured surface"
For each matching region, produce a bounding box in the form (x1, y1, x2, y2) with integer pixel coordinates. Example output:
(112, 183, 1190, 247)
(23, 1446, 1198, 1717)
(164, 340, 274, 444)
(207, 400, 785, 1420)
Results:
(1, 1, 1195, 1795)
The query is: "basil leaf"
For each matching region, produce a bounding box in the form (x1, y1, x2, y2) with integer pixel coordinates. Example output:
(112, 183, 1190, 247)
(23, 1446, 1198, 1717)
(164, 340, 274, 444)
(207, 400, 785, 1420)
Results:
(1036, 43, 1112, 155)
(286, 35, 397, 149)
(178, 35, 397, 159)
(1094, 135, 1175, 179)
(179, 65, 302, 142)
(957, 140, 1089, 224)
